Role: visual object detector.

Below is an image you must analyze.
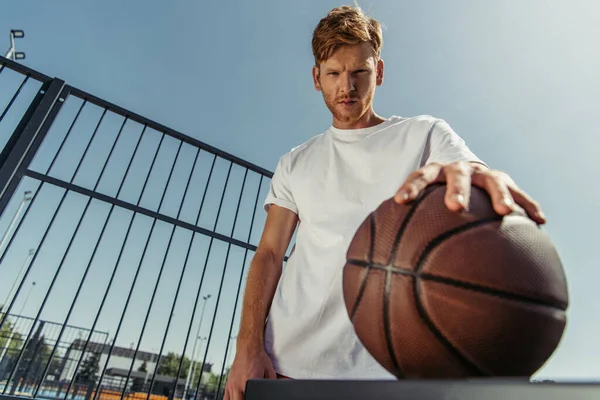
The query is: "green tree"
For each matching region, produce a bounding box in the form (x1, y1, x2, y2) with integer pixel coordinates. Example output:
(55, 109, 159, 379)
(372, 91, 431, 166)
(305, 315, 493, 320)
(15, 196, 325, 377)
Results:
(0, 314, 23, 354)
(19, 331, 52, 382)
(156, 352, 190, 378)
(207, 372, 220, 388)
(203, 372, 226, 399)
(190, 362, 201, 388)
(47, 357, 65, 379)
(76, 352, 100, 384)
(30, 335, 52, 382)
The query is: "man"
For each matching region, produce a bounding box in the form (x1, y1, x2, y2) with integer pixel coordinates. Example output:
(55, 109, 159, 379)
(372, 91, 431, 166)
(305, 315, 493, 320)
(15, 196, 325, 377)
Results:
(224, 5, 545, 399)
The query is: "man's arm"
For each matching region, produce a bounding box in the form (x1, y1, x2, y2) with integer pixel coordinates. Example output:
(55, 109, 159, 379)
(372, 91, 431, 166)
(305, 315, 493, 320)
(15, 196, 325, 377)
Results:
(236, 204, 299, 351)
(394, 120, 545, 223)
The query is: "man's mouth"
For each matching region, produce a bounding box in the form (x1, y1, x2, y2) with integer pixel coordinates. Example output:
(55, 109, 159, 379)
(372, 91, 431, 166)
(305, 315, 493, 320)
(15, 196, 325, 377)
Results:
(339, 99, 358, 106)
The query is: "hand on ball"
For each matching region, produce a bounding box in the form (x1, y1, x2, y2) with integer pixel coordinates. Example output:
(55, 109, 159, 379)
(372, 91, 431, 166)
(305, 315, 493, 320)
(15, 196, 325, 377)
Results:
(393, 161, 546, 225)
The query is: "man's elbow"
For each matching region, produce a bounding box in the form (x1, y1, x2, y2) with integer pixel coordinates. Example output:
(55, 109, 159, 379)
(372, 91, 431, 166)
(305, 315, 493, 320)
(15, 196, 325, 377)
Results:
(253, 247, 285, 269)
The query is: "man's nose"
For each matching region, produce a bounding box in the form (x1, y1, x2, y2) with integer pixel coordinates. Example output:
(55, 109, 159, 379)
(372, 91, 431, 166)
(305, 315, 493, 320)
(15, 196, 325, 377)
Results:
(340, 73, 356, 93)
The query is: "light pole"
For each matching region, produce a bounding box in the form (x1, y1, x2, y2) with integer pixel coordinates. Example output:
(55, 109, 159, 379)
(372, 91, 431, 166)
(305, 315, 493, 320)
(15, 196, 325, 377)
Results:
(182, 294, 211, 400)
(0, 190, 33, 256)
(4, 30, 25, 61)
(2, 248, 35, 313)
(18, 281, 36, 316)
(187, 336, 206, 394)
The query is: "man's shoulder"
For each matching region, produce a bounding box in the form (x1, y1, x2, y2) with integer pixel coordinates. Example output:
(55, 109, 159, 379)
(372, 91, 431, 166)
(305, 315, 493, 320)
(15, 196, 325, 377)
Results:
(278, 130, 327, 166)
(291, 132, 325, 154)
(391, 114, 444, 128)
(387, 114, 457, 140)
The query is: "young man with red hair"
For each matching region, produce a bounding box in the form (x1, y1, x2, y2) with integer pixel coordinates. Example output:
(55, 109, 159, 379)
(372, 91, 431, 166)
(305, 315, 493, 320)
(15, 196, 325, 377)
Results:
(224, 5, 545, 399)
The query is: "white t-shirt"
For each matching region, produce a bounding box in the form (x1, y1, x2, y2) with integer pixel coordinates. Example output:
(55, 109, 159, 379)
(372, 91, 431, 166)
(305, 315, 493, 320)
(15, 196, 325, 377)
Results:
(262, 115, 485, 380)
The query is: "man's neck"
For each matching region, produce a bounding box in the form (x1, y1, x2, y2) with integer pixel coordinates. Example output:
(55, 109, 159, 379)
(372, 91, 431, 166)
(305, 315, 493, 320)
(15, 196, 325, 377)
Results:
(332, 109, 387, 130)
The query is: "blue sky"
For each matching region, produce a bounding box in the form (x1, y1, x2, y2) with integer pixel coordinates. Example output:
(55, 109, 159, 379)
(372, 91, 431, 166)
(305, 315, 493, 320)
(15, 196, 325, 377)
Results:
(0, 0, 599, 384)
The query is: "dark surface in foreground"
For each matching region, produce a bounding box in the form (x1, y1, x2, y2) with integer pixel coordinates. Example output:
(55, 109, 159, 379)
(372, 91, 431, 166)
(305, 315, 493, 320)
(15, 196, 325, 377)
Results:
(245, 378, 600, 400)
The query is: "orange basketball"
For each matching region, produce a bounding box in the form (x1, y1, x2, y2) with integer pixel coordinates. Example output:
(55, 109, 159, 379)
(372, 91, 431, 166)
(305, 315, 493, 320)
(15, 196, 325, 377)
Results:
(343, 183, 569, 378)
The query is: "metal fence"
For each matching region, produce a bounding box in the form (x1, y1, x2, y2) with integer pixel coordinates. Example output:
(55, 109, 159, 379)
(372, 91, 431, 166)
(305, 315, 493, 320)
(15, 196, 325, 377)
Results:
(0, 55, 283, 400)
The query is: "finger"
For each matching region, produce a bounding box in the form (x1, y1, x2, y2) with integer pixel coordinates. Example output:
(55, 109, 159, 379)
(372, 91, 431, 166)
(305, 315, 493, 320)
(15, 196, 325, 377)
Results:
(443, 161, 472, 212)
(394, 163, 444, 204)
(471, 171, 515, 216)
(232, 386, 243, 400)
(509, 186, 547, 224)
(265, 364, 277, 379)
(469, 162, 489, 174)
(225, 380, 241, 400)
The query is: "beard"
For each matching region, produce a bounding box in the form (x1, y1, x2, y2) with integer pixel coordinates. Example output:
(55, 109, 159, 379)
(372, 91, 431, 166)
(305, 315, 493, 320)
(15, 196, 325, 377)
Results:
(321, 89, 374, 125)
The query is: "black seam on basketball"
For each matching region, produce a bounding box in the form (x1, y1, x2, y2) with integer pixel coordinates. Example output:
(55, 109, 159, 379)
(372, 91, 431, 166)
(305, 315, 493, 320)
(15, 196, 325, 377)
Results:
(419, 273, 567, 310)
(383, 264, 403, 378)
(415, 217, 501, 274)
(414, 216, 567, 310)
(381, 185, 440, 379)
(350, 214, 376, 320)
(351, 218, 502, 376)
(413, 217, 502, 376)
(413, 276, 490, 377)
(388, 183, 444, 265)
(345, 259, 563, 310)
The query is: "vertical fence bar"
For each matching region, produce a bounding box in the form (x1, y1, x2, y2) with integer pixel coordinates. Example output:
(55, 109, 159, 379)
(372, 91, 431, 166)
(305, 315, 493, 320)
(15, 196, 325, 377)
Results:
(69, 108, 107, 182)
(31, 115, 131, 398)
(0, 74, 30, 125)
(193, 161, 234, 400)
(215, 173, 263, 398)
(118, 140, 184, 398)
(2, 99, 109, 394)
(45, 99, 86, 177)
(0, 181, 40, 287)
(92, 131, 167, 400)
(143, 147, 201, 400)
(0, 78, 65, 219)
(168, 154, 218, 398)
(0, 83, 71, 333)
(62, 124, 147, 400)
(2, 189, 70, 395)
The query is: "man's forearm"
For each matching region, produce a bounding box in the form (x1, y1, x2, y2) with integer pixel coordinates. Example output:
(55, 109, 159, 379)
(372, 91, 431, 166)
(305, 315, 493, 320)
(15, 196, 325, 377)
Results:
(236, 250, 282, 351)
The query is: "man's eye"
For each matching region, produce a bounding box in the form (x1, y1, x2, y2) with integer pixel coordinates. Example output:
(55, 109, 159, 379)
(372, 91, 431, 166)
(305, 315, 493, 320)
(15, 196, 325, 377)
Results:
(328, 72, 339, 76)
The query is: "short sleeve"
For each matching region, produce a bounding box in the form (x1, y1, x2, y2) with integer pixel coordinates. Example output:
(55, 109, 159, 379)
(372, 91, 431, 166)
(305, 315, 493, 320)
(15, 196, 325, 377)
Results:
(424, 119, 488, 168)
(263, 153, 298, 214)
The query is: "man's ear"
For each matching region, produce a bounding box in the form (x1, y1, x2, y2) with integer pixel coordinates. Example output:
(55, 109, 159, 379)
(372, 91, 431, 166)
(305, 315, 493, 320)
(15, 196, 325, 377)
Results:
(376, 58, 384, 86)
(312, 65, 322, 91)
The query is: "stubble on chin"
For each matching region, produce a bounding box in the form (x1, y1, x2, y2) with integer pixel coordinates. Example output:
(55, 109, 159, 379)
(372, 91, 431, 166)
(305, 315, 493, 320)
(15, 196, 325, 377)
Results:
(322, 94, 365, 124)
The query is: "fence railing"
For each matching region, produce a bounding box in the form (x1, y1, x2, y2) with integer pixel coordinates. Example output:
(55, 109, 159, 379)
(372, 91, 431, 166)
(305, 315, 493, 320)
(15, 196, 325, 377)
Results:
(0, 55, 282, 400)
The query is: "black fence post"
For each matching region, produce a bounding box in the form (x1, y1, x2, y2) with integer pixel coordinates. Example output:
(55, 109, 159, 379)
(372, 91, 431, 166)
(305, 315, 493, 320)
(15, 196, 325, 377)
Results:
(0, 78, 66, 220)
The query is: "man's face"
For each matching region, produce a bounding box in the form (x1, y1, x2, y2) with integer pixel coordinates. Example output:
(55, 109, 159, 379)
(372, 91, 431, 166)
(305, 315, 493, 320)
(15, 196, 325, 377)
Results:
(312, 42, 384, 128)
